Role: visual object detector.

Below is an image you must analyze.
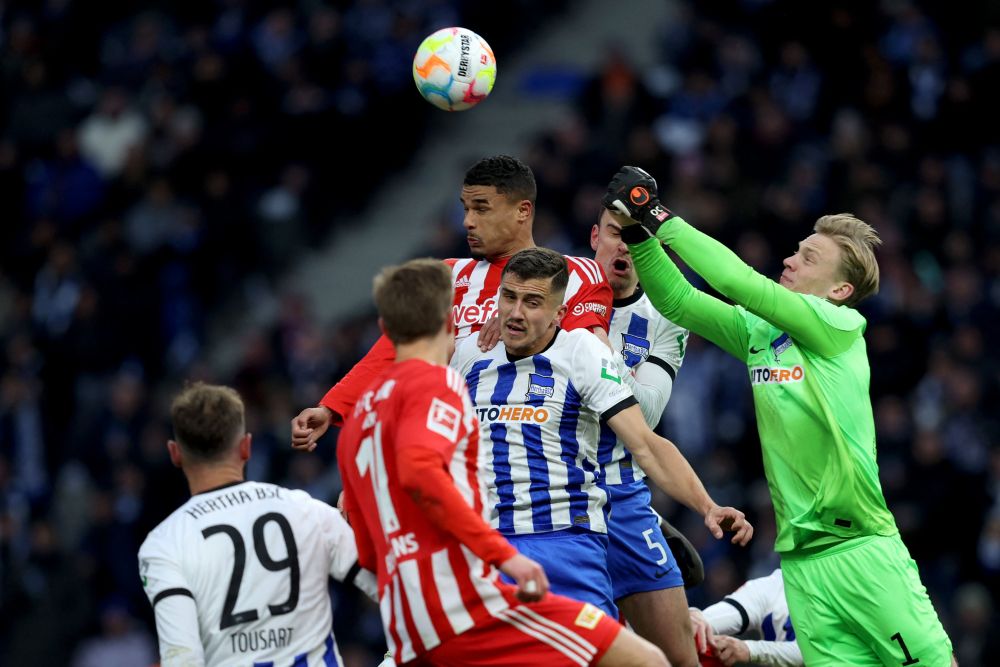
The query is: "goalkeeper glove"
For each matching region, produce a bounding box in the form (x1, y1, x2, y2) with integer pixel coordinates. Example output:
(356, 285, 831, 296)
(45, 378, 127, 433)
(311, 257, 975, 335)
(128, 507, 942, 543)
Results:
(602, 166, 679, 239)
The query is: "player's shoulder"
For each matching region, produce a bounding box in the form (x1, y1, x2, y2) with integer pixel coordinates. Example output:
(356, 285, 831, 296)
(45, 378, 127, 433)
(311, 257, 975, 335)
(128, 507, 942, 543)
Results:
(451, 333, 501, 370)
(800, 293, 866, 332)
(564, 255, 606, 285)
(139, 498, 201, 558)
(396, 358, 462, 395)
(559, 327, 606, 354)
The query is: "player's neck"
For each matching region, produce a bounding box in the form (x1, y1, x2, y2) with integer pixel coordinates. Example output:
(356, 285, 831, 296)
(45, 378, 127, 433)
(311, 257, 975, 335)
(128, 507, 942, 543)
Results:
(184, 462, 246, 496)
(395, 336, 449, 366)
(491, 236, 535, 260)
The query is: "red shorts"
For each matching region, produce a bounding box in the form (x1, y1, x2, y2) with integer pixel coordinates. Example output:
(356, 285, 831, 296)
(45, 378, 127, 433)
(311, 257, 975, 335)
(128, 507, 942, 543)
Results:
(407, 593, 622, 666)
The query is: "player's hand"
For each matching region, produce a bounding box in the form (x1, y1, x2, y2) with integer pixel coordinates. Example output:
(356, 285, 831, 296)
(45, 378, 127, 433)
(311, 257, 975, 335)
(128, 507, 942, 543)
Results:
(711, 635, 750, 666)
(477, 315, 501, 352)
(704, 505, 753, 545)
(499, 554, 549, 603)
(689, 607, 715, 654)
(602, 166, 678, 234)
(291, 406, 334, 452)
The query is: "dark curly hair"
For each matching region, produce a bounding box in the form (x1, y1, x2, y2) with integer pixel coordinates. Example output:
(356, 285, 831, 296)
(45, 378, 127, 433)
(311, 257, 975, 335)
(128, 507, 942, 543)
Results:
(463, 154, 537, 203)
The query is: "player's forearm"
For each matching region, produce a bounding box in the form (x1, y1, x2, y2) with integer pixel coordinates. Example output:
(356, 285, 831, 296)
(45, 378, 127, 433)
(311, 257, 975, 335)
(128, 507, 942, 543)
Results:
(744, 640, 804, 667)
(630, 432, 715, 516)
(320, 334, 396, 425)
(658, 219, 856, 357)
(398, 446, 517, 567)
(629, 237, 747, 359)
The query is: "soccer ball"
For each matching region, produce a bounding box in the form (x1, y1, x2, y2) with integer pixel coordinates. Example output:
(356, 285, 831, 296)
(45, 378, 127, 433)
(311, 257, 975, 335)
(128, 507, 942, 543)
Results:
(412, 27, 496, 111)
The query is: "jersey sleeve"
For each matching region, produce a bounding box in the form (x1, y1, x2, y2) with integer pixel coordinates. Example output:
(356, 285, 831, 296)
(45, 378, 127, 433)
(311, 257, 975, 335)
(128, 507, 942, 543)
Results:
(725, 569, 785, 632)
(311, 498, 379, 601)
(572, 333, 637, 419)
(617, 355, 672, 429)
(562, 257, 613, 332)
(656, 218, 865, 357)
(320, 334, 396, 425)
(448, 335, 477, 377)
(650, 316, 688, 377)
(138, 534, 205, 666)
(628, 237, 750, 360)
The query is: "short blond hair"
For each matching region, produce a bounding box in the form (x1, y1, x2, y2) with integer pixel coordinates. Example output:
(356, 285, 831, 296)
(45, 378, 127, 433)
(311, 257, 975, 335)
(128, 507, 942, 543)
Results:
(171, 382, 245, 461)
(373, 258, 453, 344)
(814, 213, 882, 306)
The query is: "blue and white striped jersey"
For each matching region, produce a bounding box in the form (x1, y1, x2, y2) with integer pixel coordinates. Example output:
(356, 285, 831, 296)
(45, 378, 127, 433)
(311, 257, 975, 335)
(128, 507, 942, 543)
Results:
(598, 288, 688, 486)
(450, 328, 637, 536)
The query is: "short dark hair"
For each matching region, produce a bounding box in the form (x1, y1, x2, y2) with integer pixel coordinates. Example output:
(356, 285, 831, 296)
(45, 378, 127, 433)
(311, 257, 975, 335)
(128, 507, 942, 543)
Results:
(171, 383, 245, 461)
(373, 258, 453, 345)
(502, 248, 568, 298)
(463, 155, 537, 203)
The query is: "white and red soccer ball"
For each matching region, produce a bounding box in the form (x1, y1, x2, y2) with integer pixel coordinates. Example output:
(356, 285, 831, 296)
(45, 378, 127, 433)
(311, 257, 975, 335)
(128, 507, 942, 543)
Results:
(412, 27, 496, 111)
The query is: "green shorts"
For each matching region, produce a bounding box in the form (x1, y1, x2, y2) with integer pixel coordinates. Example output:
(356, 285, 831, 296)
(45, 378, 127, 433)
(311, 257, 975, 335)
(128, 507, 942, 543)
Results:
(782, 534, 952, 667)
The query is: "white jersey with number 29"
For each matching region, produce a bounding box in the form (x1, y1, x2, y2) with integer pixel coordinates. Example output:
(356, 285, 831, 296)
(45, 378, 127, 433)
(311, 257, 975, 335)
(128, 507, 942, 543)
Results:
(139, 480, 376, 667)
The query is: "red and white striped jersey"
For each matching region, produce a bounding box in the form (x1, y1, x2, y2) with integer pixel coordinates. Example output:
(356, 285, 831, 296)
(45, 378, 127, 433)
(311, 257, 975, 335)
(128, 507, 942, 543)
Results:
(337, 359, 522, 663)
(447, 255, 611, 340)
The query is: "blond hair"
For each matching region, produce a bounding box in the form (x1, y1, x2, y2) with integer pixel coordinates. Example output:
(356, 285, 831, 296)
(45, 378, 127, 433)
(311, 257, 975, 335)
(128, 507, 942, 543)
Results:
(171, 382, 245, 461)
(814, 213, 882, 306)
(373, 258, 453, 344)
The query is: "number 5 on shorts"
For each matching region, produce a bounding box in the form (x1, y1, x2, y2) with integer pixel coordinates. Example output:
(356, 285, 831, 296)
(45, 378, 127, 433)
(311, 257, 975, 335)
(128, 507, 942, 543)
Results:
(642, 528, 668, 565)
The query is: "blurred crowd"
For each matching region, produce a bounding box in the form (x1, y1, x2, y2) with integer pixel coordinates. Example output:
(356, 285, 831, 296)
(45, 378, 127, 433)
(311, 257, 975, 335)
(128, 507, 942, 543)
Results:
(1, 0, 998, 665)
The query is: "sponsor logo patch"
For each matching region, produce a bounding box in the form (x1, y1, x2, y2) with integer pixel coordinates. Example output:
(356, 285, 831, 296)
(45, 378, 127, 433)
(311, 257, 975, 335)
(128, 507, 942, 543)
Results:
(427, 397, 461, 441)
(630, 186, 650, 205)
(476, 406, 550, 423)
(574, 603, 605, 630)
(601, 359, 622, 384)
(526, 373, 555, 399)
(620, 333, 650, 368)
(749, 365, 805, 384)
(771, 332, 793, 361)
(571, 301, 609, 317)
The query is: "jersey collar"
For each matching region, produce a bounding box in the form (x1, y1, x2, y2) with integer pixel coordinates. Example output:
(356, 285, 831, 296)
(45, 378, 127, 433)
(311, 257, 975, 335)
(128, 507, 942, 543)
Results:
(613, 284, 644, 308)
(195, 479, 249, 496)
(505, 327, 561, 362)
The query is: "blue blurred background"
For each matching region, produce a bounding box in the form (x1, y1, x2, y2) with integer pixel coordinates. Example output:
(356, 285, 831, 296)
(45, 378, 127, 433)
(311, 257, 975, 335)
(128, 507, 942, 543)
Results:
(1, 0, 998, 665)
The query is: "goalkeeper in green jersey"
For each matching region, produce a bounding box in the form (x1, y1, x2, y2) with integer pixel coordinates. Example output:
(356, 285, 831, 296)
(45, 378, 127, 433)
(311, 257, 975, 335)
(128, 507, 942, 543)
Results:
(602, 166, 955, 667)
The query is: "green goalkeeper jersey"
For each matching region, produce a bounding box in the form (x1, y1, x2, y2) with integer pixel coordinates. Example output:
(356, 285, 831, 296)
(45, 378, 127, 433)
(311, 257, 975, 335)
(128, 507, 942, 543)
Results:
(628, 219, 898, 555)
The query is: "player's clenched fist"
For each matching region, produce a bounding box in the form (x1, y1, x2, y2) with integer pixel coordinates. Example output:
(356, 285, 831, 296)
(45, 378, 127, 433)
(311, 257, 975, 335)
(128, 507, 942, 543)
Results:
(291, 406, 334, 451)
(499, 553, 549, 603)
(602, 166, 679, 235)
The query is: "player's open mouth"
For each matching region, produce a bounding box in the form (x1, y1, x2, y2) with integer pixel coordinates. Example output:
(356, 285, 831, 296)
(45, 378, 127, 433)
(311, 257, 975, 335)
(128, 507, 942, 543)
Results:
(612, 258, 630, 274)
(504, 322, 525, 335)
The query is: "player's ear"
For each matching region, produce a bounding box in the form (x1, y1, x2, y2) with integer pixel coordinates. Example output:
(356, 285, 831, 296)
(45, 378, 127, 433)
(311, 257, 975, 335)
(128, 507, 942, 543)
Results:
(590, 224, 600, 252)
(829, 280, 854, 304)
(377, 317, 388, 337)
(517, 198, 533, 223)
(167, 440, 183, 468)
(239, 433, 252, 462)
(554, 302, 568, 324)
